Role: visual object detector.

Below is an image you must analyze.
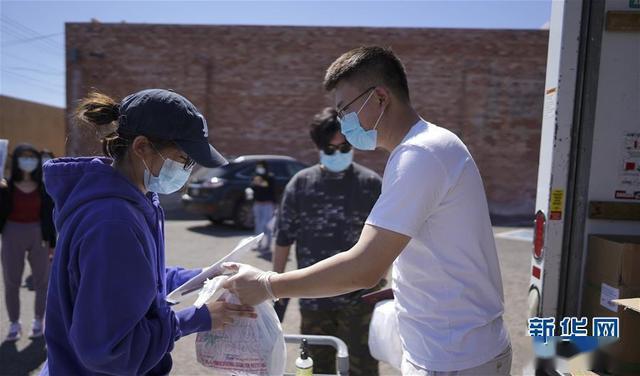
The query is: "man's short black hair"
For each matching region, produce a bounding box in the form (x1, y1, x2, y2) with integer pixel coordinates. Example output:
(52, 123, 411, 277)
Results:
(323, 46, 410, 102)
(309, 107, 340, 149)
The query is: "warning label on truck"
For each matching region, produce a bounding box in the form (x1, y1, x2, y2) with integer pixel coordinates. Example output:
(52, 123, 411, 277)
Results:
(615, 132, 640, 200)
(543, 87, 557, 120)
(550, 189, 564, 220)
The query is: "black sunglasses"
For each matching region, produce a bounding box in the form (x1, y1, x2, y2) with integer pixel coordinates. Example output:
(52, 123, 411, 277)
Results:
(336, 86, 376, 119)
(323, 142, 352, 155)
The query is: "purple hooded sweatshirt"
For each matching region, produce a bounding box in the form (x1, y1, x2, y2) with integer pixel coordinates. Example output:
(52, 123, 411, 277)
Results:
(41, 157, 211, 375)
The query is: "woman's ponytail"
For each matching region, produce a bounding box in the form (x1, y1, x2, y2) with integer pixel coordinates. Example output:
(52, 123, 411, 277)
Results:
(75, 91, 120, 127)
(74, 92, 129, 160)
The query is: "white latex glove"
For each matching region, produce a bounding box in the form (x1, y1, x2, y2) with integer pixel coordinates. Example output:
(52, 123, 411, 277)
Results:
(222, 263, 278, 306)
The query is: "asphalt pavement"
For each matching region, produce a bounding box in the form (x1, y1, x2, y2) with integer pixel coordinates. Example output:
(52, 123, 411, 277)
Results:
(0, 215, 533, 375)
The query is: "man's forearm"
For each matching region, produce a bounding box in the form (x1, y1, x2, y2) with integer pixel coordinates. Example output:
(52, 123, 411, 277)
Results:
(271, 248, 372, 299)
(269, 225, 410, 299)
(272, 245, 291, 274)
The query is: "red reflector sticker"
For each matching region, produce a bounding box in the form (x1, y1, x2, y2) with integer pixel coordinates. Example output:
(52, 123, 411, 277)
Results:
(533, 211, 546, 260)
(532, 266, 541, 279)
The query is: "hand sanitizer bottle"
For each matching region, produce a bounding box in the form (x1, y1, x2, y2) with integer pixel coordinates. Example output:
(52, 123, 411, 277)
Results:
(295, 338, 313, 375)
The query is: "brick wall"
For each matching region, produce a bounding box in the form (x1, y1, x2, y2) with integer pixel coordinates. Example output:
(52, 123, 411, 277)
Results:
(65, 23, 548, 218)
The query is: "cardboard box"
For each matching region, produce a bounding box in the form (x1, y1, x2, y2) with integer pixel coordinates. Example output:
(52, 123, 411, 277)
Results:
(609, 299, 640, 376)
(585, 235, 640, 287)
(582, 235, 640, 374)
(583, 282, 640, 317)
(582, 282, 640, 361)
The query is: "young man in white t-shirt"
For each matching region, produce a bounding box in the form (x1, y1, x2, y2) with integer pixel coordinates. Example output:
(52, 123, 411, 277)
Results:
(224, 46, 512, 375)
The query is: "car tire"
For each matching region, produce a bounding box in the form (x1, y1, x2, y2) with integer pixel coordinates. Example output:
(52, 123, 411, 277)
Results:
(206, 215, 223, 225)
(234, 200, 254, 230)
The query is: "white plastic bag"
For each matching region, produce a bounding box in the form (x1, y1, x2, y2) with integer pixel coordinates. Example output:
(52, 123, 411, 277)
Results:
(368, 299, 403, 370)
(193, 276, 229, 309)
(195, 293, 286, 376)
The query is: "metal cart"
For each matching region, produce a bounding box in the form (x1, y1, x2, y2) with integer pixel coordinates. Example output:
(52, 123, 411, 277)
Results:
(283, 334, 349, 376)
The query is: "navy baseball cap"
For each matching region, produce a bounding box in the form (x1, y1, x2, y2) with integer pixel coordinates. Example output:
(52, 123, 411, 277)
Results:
(118, 89, 227, 168)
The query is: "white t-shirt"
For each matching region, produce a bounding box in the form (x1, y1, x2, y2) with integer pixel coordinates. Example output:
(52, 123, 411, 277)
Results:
(366, 120, 510, 371)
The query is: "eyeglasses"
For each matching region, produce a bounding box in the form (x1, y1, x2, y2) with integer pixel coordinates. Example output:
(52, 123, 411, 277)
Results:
(181, 156, 195, 170)
(152, 145, 194, 171)
(336, 86, 376, 120)
(323, 142, 352, 155)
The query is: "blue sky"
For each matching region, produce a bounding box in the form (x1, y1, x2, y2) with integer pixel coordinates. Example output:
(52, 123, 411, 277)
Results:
(0, 0, 551, 108)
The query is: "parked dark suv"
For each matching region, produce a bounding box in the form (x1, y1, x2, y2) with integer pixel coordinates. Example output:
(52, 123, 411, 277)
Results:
(182, 155, 307, 228)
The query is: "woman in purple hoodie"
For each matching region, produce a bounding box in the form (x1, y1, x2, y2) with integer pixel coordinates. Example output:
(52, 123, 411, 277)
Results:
(41, 89, 256, 375)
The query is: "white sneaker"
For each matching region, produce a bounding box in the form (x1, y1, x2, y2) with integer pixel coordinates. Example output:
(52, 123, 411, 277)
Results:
(30, 319, 44, 339)
(6, 322, 22, 342)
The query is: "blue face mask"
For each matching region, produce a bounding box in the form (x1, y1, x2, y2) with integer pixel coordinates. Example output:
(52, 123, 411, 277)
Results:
(338, 90, 386, 151)
(320, 150, 353, 172)
(143, 154, 192, 194)
(18, 157, 39, 173)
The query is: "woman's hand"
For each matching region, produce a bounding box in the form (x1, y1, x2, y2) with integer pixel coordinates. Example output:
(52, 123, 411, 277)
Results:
(205, 299, 257, 330)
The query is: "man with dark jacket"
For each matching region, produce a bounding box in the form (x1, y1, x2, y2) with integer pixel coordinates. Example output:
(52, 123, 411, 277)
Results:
(272, 108, 382, 375)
